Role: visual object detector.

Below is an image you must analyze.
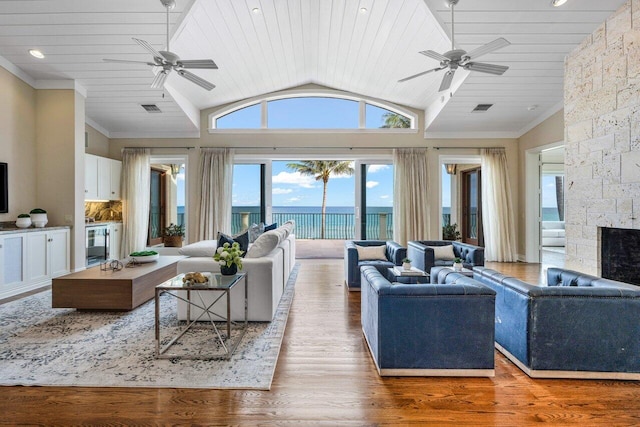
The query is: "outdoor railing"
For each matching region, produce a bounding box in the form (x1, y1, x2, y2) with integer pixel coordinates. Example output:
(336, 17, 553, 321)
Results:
(231, 212, 393, 240)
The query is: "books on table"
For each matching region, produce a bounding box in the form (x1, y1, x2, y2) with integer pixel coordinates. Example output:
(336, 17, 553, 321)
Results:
(392, 266, 427, 277)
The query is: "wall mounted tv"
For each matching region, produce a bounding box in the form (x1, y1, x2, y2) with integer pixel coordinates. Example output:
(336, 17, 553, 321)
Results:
(0, 162, 7, 213)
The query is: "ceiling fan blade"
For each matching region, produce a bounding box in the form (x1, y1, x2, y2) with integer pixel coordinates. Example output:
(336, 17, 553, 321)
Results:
(464, 38, 510, 61)
(398, 66, 446, 83)
(150, 70, 170, 89)
(465, 62, 509, 75)
(177, 59, 218, 69)
(177, 70, 216, 91)
(439, 70, 455, 92)
(103, 58, 156, 66)
(419, 50, 449, 63)
(132, 37, 164, 61)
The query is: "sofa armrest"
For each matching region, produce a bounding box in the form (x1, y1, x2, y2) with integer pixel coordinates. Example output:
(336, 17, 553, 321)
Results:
(407, 241, 435, 272)
(452, 242, 485, 266)
(385, 241, 406, 265)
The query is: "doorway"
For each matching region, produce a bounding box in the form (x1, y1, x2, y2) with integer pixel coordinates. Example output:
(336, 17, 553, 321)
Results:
(460, 167, 483, 246)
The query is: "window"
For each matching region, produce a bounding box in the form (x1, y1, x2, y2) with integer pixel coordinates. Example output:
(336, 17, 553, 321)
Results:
(268, 97, 359, 129)
(209, 90, 416, 131)
(231, 164, 264, 235)
(147, 156, 187, 246)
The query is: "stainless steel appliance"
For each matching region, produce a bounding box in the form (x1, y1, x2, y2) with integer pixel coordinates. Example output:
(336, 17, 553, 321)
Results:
(86, 225, 110, 267)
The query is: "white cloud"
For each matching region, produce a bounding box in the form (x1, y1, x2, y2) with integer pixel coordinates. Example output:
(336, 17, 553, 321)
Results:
(272, 188, 293, 195)
(272, 171, 316, 188)
(287, 196, 303, 203)
(367, 164, 389, 173)
(380, 195, 389, 199)
(366, 181, 379, 189)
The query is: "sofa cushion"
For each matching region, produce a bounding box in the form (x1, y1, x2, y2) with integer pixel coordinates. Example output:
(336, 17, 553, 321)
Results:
(264, 222, 278, 231)
(246, 230, 280, 258)
(178, 239, 218, 257)
(430, 244, 455, 261)
(218, 231, 249, 256)
(248, 223, 265, 243)
(356, 244, 387, 261)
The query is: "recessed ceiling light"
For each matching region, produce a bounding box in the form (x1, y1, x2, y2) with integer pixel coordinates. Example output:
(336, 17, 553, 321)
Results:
(551, 0, 568, 7)
(359, 7, 368, 14)
(527, 105, 538, 111)
(252, 7, 260, 14)
(29, 49, 45, 59)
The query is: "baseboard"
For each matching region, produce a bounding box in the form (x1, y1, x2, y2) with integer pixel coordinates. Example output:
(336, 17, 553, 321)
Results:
(363, 328, 494, 377)
(495, 343, 640, 381)
(345, 281, 361, 291)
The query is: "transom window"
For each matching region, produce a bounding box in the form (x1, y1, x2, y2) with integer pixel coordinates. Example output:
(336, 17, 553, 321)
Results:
(209, 92, 416, 131)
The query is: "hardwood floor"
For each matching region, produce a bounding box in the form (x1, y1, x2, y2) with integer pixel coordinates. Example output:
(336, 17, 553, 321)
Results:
(2, 259, 639, 426)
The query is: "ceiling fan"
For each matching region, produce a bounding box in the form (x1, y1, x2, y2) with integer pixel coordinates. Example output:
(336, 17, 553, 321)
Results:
(399, 0, 510, 92)
(103, 0, 217, 91)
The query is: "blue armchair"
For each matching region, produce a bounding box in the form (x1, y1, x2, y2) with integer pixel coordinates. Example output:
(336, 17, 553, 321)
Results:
(407, 240, 484, 273)
(344, 240, 406, 290)
(361, 266, 496, 376)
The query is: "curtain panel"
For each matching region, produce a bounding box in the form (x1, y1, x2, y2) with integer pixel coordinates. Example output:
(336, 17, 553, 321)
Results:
(120, 148, 151, 256)
(393, 148, 430, 246)
(197, 147, 233, 241)
(481, 148, 517, 262)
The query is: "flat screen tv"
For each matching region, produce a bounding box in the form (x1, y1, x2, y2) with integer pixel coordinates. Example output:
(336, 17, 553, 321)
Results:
(0, 162, 7, 213)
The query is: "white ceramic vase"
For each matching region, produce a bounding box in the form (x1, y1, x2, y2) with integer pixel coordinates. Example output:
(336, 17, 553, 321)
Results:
(453, 262, 463, 271)
(31, 213, 48, 228)
(402, 262, 412, 271)
(15, 217, 32, 228)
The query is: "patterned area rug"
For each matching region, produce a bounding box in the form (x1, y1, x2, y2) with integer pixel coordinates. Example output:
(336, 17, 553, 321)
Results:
(0, 265, 298, 390)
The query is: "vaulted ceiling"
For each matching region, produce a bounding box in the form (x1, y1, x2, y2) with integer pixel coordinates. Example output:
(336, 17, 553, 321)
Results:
(0, 0, 627, 138)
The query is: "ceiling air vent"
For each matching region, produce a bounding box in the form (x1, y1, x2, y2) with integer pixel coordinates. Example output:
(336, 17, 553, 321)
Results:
(472, 104, 493, 113)
(141, 104, 162, 113)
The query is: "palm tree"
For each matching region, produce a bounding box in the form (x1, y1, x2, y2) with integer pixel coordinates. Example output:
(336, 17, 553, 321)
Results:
(286, 160, 354, 239)
(380, 112, 411, 128)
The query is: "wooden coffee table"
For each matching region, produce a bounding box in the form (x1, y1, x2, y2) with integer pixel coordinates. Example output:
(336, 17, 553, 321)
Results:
(52, 256, 184, 310)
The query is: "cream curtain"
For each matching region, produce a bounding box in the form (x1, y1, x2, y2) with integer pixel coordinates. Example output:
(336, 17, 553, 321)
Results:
(120, 148, 151, 256)
(197, 147, 233, 240)
(481, 148, 517, 262)
(393, 148, 430, 246)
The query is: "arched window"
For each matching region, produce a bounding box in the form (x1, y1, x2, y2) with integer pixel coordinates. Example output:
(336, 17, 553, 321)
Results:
(209, 91, 416, 132)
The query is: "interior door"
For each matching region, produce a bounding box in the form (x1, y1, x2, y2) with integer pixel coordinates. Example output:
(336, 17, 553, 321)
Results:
(461, 167, 483, 246)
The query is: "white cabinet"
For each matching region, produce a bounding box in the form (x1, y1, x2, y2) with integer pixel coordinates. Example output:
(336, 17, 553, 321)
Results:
(85, 154, 122, 201)
(85, 154, 99, 200)
(109, 222, 122, 260)
(0, 228, 70, 300)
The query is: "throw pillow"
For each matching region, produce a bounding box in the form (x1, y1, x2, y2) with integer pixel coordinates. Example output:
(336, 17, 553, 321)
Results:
(264, 222, 278, 231)
(217, 231, 249, 257)
(178, 240, 218, 257)
(248, 222, 265, 243)
(246, 230, 280, 258)
(429, 244, 455, 261)
(355, 244, 387, 261)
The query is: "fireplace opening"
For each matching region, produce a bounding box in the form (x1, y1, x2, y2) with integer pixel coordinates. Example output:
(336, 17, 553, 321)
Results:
(601, 227, 640, 286)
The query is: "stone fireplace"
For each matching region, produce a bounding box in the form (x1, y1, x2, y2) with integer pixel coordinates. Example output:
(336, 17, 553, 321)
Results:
(601, 227, 640, 286)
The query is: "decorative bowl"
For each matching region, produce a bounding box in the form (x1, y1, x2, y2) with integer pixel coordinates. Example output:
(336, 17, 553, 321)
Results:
(15, 218, 32, 228)
(129, 253, 159, 263)
(33, 221, 47, 228)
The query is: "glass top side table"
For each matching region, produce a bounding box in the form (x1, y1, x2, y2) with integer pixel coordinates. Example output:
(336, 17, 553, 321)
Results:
(155, 272, 247, 360)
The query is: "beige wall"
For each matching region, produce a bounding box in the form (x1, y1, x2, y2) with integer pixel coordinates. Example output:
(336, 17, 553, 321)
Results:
(563, 1, 640, 274)
(0, 66, 37, 221)
(85, 124, 110, 157)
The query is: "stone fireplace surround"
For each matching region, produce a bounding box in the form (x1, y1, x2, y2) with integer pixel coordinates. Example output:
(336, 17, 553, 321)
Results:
(601, 227, 640, 286)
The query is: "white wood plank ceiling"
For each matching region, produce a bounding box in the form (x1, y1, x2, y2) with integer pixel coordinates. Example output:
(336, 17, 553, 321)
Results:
(0, 0, 628, 138)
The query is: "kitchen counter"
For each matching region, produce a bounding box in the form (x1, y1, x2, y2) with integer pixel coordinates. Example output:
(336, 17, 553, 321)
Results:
(0, 224, 71, 235)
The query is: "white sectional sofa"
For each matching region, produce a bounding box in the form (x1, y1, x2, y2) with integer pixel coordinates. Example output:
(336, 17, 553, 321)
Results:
(177, 221, 295, 321)
(541, 221, 565, 247)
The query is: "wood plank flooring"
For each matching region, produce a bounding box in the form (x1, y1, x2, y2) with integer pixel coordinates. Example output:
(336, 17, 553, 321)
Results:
(1, 259, 639, 426)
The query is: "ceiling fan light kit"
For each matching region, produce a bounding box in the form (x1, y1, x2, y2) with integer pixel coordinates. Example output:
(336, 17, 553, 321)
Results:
(399, 0, 510, 92)
(551, 0, 569, 7)
(103, 0, 217, 91)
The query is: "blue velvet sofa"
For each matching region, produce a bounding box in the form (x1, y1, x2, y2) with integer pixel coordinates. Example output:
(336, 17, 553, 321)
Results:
(344, 240, 406, 290)
(407, 240, 484, 273)
(474, 266, 640, 380)
(360, 265, 496, 377)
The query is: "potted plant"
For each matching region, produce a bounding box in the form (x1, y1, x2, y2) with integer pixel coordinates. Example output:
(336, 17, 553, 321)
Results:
(163, 223, 185, 247)
(402, 257, 412, 271)
(453, 257, 463, 271)
(29, 208, 48, 228)
(16, 213, 31, 228)
(443, 223, 461, 241)
(214, 241, 244, 275)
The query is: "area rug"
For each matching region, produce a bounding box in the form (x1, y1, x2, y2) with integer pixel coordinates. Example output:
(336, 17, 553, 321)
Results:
(0, 264, 298, 390)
